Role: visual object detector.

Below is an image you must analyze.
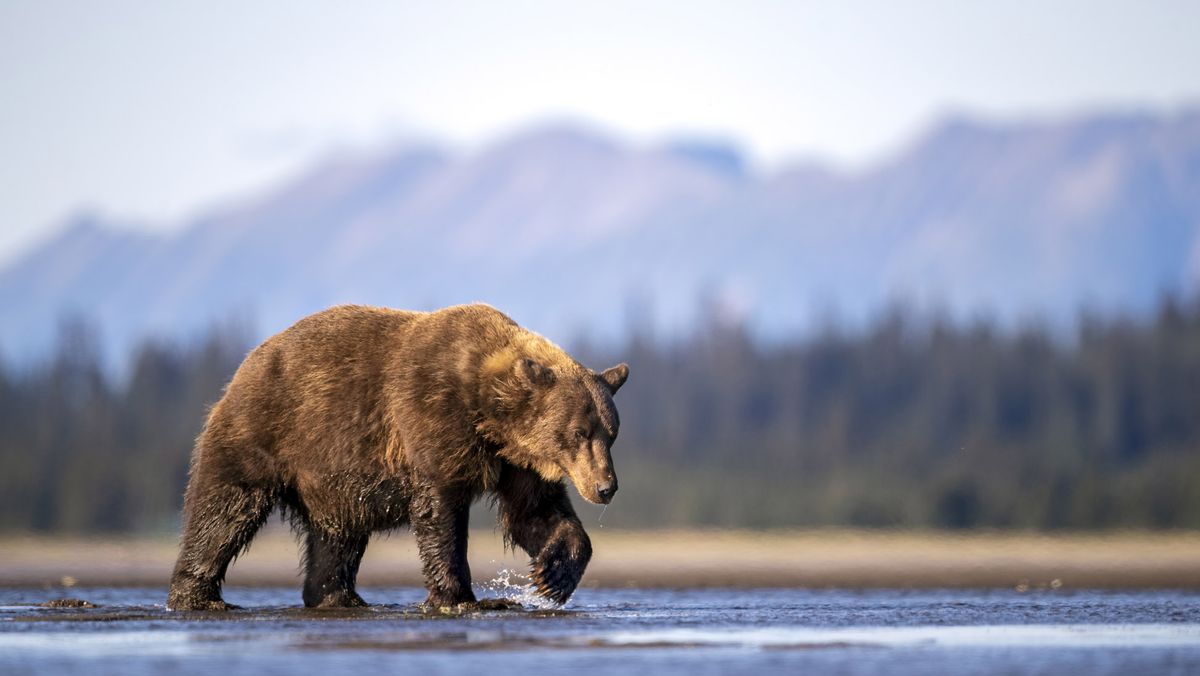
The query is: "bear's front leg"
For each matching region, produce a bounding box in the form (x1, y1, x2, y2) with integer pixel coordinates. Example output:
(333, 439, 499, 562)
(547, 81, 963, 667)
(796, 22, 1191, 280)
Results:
(410, 486, 477, 609)
(495, 465, 592, 605)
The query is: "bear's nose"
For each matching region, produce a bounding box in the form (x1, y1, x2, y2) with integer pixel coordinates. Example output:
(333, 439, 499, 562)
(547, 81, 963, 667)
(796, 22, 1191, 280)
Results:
(596, 478, 618, 503)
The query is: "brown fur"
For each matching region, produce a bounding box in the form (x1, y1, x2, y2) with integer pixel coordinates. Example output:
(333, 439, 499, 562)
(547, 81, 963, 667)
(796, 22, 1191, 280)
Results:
(167, 304, 627, 611)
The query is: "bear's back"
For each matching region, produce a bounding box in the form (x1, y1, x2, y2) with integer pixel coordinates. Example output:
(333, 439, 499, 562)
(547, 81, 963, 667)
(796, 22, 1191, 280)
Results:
(213, 304, 518, 445)
(206, 306, 417, 455)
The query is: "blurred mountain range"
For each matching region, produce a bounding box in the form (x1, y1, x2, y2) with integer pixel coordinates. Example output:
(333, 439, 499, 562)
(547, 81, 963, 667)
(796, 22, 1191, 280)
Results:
(3, 109, 1199, 366)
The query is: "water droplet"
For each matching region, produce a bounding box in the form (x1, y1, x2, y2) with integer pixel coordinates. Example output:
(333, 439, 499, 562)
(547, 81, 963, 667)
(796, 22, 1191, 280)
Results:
(474, 569, 557, 610)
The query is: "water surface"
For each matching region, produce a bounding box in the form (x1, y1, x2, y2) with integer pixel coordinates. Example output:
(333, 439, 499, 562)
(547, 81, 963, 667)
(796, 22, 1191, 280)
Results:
(2, 585, 1198, 674)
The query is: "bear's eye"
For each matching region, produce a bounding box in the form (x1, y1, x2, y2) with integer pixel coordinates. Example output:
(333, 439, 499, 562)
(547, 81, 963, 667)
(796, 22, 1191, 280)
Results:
(573, 429, 589, 443)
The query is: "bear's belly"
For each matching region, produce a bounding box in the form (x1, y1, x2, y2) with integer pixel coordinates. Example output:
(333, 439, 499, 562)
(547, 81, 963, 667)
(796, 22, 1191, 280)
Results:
(292, 471, 415, 532)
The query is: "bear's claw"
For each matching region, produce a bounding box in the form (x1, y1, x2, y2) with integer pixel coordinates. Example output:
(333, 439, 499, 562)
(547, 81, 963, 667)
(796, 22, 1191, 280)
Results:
(530, 537, 586, 604)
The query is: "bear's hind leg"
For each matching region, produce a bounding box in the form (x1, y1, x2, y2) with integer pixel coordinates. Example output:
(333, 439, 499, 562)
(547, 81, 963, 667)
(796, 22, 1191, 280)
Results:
(168, 474, 275, 611)
(301, 528, 370, 608)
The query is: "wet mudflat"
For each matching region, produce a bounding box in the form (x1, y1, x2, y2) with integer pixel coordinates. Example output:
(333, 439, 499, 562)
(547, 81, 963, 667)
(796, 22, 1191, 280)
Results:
(2, 586, 1199, 675)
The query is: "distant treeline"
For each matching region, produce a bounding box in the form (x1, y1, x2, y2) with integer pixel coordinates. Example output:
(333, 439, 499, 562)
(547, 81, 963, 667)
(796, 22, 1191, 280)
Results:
(2, 299, 1198, 533)
(0, 320, 247, 533)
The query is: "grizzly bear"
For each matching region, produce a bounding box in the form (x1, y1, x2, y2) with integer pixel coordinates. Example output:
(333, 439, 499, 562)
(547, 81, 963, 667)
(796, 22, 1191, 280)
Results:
(167, 304, 628, 611)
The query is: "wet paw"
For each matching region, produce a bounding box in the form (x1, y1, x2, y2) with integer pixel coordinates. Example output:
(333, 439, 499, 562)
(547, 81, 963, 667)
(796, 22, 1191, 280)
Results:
(419, 590, 477, 613)
(311, 590, 369, 609)
(167, 576, 235, 611)
(170, 598, 239, 611)
(531, 534, 589, 605)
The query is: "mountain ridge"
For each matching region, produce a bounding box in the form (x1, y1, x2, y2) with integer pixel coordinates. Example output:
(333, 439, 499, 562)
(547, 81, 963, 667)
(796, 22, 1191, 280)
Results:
(3, 109, 1198, 366)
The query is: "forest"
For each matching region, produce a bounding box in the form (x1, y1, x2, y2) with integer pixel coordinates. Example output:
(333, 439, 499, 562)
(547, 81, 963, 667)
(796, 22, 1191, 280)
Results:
(1, 297, 1198, 533)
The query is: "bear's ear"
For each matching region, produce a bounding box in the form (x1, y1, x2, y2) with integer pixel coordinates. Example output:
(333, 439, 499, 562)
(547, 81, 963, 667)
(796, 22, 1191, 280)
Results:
(600, 363, 629, 394)
(516, 358, 556, 388)
(484, 352, 555, 415)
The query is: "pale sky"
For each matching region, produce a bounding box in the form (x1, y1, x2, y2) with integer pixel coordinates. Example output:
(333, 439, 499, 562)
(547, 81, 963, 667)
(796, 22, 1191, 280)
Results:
(1, 0, 1198, 263)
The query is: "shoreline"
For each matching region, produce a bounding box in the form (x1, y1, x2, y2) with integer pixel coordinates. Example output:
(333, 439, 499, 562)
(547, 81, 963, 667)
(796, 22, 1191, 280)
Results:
(2, 529, 1199, 590)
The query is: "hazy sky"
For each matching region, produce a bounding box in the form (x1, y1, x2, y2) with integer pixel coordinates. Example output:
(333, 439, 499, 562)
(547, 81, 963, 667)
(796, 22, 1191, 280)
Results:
(1, 0, 1198, 263)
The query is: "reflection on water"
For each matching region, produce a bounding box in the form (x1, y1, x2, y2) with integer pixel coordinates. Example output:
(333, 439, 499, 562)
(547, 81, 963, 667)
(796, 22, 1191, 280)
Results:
(1, 587, 1198, 675)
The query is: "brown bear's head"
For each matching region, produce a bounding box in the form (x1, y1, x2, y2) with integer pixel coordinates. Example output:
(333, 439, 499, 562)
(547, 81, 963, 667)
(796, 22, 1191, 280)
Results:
(482, 350, 629, 504)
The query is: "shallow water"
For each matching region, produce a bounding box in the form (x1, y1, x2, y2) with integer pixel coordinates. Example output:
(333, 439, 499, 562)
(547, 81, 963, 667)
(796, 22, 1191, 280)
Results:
(1, 585, 1199, 675)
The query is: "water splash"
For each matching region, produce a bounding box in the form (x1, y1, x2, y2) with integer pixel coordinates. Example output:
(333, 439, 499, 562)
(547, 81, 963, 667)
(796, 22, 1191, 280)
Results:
(475, 569, 559, 610)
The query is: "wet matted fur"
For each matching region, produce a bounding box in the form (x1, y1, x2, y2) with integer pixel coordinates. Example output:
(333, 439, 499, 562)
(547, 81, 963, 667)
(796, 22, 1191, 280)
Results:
(167, 304, 628, 611)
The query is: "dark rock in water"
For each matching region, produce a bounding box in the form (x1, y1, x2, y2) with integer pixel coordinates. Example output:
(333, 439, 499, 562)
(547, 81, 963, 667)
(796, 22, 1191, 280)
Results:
(419, 597, 527, 615)
(41, 598, 97, 608)
(473, 597, 524, 611)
